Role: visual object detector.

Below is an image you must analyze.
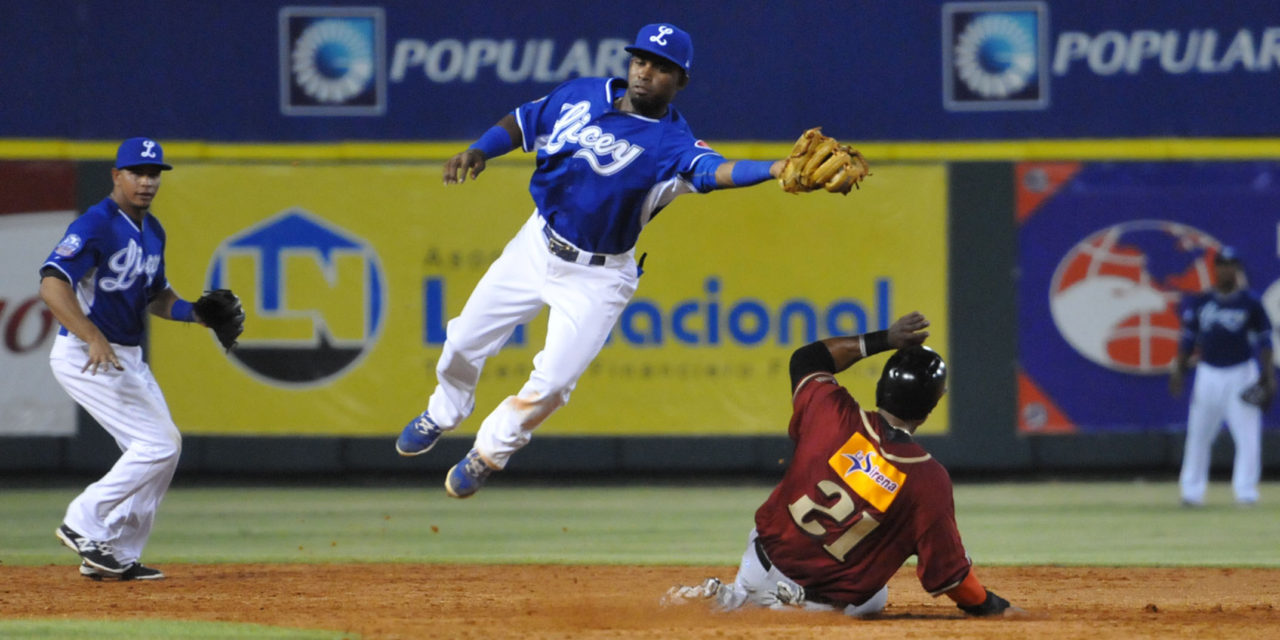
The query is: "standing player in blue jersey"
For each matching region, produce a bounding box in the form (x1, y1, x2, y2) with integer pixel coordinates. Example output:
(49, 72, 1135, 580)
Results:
(1170, 246, 1276, 507)
(40, 138, 224, 580)
(397, 23, 822, 497)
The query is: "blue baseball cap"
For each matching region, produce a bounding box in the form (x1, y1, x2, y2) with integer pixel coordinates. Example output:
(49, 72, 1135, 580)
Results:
(625, 23, 693, 73)
(115, 137, 172, 171)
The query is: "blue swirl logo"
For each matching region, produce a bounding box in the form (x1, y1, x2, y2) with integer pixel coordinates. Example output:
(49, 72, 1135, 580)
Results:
(954, 14, 1036, 99)
(280, 8, 385, 115)
(292, 19, 374, 104)
(943, 3, 1047, 111)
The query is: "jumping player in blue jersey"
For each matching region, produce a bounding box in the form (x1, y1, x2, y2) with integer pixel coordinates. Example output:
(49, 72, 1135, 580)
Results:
(1170, 246, 1276, 507)
(397, 23, 806, 497)
(40, 138, 217, 580)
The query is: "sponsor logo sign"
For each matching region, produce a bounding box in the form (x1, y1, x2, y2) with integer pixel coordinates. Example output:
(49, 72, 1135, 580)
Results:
(279, 6, 386, 116)
(943, 1, 1049, 111)
(1053, 27, 1280, 76)
(1049, 220, 1221, 374)
(1016, 162, 1280, 434)
(152, 163, 948, 435)
(206, 208, 387, 386)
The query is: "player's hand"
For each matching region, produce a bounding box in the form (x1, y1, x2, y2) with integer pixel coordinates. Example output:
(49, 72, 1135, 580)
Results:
(83, 338, 123, 375)
(443, 149, 487, 185)
(887, 311, 930, 349)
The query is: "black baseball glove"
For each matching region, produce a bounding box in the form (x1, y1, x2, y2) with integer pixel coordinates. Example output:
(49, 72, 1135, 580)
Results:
(193, 289, 245, 352)
(1241, 382, 1275, 410)
(959, 589, 1013, 617)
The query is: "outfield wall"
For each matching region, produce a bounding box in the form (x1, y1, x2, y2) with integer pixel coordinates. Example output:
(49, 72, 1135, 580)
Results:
(3, 158, 1279, 477)
(3, 0, 1280, 476)
(5, 1, 1280, 141)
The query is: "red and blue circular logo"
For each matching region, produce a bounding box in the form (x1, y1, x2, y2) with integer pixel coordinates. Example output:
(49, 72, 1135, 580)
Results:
(1049, 220, 1221, 374)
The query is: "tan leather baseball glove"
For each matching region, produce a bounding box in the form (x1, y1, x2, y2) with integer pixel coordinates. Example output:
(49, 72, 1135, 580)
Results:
(778, 128, 870, 195)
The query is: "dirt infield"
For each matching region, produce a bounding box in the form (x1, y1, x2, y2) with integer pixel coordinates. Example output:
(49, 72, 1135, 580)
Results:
(3, 564, 1278, 639)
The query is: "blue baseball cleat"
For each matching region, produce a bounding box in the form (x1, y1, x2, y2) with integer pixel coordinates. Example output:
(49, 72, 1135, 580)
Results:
(396, 411, 443, 457)
(445, 449, 496, 498)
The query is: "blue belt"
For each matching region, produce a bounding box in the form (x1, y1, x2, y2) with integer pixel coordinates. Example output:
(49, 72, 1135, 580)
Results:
(542, 224, 606, 266)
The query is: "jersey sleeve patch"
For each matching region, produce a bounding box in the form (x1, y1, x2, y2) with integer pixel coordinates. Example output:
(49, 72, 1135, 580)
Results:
(828, 432, 907, 513)
(54, 233, 83, 257)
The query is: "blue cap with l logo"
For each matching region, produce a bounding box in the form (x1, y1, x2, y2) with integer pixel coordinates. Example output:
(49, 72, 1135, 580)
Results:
(115, 137, 173, 171)
(625, 23, 693, 73)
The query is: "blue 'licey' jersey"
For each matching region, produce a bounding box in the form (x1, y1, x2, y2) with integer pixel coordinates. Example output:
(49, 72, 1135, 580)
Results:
(41, 197, 170, 346)
(1179, 288, 1274, 367)
(513, 77, 722, 254)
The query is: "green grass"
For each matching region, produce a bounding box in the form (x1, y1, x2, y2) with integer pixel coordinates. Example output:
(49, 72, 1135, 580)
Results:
(954, 480, 1280, 566)
(3, 480, 1276, 638)
(0, 620, 353, 640)
(2, 480, 1278, 568)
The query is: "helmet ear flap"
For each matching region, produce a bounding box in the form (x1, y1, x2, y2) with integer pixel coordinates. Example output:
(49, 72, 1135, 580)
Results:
(876, 346, 947, 421)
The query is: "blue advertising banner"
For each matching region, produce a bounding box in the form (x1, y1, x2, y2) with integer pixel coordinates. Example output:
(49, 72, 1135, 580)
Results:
(1016, 162, 1280, 433)
(2, 1, 1279, 142)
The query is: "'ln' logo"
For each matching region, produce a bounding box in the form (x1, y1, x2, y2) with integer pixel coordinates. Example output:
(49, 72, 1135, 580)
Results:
(206, 208, 386, 387)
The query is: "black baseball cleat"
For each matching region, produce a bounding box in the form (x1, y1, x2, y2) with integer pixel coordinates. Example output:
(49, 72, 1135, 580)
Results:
(80, 561, 166, 581)
(56, 524, 126, 575)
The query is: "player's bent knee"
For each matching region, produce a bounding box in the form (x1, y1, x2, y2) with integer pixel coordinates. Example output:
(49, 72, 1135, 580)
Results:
(137, 431, 182, 463)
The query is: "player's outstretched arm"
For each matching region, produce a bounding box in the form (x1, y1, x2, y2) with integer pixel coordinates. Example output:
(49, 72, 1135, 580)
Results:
(688, 156, 781, 192)
(443, 114, 521, 185)
(714, 159, 785, 189)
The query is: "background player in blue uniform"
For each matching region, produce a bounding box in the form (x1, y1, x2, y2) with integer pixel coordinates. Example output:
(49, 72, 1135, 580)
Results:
(397, 23, 809, 497)
(40, 138, 217, 580)
(1169, 246, 1276, 507)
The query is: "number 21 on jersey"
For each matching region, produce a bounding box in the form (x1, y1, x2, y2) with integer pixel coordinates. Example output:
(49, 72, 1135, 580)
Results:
(788, 480, 880, 562)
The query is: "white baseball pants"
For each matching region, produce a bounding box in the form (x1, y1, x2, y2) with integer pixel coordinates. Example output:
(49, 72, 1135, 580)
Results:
(1180, 360, 1262, 504)
(50, 333, 181, 566)
(716, 528, 888, 617)
(426, 212, 639, 468)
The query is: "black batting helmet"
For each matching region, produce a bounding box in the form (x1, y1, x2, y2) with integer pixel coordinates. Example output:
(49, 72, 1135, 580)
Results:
(875, 345, 947, 421)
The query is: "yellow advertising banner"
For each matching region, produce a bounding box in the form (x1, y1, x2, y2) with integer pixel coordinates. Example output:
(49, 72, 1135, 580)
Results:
(151, 161, 948, 436)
